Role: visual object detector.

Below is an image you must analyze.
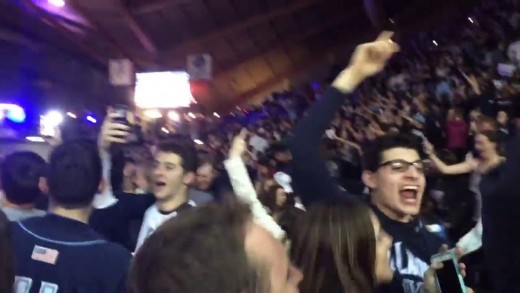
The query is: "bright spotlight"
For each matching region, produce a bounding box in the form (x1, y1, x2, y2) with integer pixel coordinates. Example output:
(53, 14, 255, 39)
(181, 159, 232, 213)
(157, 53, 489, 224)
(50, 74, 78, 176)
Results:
(194, 139, 204, 145)
(44, 111, 64, 126)
(48, 0, 65, 7)
(67, 112, 76, 118)
(468, 17, 474, 24)
(143, 109, 162, 119)
(188, 112, 196, 119)
(432, 40, 438, 46)
(168, 111, 180, 121)
(26, 136, 45, 143)
(86, 116, 97, 124)
(213, 112, 220, 118)
(161, 127, 169, 134)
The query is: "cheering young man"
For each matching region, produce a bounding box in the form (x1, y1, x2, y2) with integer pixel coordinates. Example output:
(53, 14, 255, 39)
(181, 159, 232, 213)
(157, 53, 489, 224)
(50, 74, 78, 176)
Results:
(134, 136, 198, 251)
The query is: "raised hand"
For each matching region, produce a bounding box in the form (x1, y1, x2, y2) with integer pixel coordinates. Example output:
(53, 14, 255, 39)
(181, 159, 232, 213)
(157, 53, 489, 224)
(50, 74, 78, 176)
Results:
(348, 31, 400, 80)
(229, 129, 248, 159)
(98, 110, 131, 151)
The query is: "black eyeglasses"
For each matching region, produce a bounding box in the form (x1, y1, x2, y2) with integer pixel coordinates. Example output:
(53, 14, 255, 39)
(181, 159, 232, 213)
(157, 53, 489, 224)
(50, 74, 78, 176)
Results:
(378, 159, 425, 173)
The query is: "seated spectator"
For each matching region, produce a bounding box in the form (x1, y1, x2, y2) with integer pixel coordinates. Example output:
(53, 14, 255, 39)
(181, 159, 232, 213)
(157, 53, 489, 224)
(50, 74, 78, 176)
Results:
(0, 152, 47, 221)
(128, 203, 302, 293)
(0, 210, 14, 293)
(10, 141, 131, 292)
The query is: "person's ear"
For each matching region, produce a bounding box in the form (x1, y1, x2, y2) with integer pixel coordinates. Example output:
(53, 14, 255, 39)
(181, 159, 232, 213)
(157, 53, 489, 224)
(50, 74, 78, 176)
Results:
(183, 172, 195, 185)
(362, 170, 378, 189)
(38, 177, 49, 195)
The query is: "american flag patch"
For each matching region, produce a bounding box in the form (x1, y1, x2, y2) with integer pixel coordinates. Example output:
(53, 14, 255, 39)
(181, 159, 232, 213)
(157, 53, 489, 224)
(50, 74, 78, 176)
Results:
(31, 245, 59, 265)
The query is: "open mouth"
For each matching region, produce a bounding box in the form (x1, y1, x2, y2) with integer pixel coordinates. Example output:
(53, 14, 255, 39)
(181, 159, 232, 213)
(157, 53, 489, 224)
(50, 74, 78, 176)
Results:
(399, 185, 418, 204)
(155, 181, 166, 188)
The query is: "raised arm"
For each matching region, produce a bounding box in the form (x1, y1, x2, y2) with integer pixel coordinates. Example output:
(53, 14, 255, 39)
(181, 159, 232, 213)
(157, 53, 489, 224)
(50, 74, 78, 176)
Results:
(288, 32, 399, 206)
(423, 140, 476, 175)
(225, 130, 285, 240)
(93, 112, 131, 209)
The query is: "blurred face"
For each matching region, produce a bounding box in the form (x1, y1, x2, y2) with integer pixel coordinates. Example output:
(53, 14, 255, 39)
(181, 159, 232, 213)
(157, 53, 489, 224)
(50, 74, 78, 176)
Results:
(275, 188, 287, 207)
(196, 164, 216, 191)
(474, 134, 496, 156)
(133, 167, 150, 192)
(364, 148, 426, 222)
(497, 111, 508, 125)
(153, 152, 192, 201)
(245, 223, 302, 293)
(371, 213, 393, 284)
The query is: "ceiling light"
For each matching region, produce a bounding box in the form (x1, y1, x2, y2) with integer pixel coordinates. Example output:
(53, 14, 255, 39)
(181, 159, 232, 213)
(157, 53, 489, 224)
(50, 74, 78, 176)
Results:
(48, 0, 65, 7)
(86, 116, 97, 124)
(432, 40, 438, 46)
(194, 139, 204, 145)
(26, 136, 45, 143)
(213, 112, 220, 118)
(168, 111, 180, 121)
(67, 112, 76, 119)
(143, 109, 162, 119)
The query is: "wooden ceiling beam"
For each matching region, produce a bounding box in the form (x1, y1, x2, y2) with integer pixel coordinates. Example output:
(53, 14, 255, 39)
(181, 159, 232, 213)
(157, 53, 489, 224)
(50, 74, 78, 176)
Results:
(21, 0, 108, 66)
(130, 0, 189, 15)
(121, 9, 157, 53)
(222, 31, 368, 110)
(162, 0, 319, 62)
(215, 13, 348, 78)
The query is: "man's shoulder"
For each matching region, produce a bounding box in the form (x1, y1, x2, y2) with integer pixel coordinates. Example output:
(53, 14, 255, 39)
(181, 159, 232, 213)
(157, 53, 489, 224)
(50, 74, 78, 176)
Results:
(188, 189, 214, 205)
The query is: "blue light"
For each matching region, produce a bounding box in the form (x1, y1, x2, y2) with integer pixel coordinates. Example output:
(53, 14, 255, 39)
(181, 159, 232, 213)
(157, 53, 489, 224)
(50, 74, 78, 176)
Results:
(6, 106, 26, 123)
(86, 115, 97, 124)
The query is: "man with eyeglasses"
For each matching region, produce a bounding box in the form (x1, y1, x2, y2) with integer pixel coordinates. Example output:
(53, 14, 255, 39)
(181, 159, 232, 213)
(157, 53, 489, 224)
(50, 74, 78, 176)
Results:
(361, 134, 444, 291)
(286, 32, 445, 292)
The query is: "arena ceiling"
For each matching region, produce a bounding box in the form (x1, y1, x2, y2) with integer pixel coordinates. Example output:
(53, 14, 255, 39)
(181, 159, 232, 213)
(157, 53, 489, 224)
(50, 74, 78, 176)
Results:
(0, 0, 478, 112)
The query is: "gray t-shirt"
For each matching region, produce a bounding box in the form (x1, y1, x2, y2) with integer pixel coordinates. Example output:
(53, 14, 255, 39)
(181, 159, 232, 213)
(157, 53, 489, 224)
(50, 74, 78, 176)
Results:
(1, 207, 46, 221)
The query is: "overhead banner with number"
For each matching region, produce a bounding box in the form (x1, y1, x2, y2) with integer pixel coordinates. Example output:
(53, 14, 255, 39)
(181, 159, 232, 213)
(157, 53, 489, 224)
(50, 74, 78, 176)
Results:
(109, 59, 135, 86)
(187, 54, 212, 81)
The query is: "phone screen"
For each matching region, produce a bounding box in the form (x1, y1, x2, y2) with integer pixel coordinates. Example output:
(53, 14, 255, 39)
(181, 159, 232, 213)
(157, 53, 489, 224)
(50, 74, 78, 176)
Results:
(436, 259, 465, 293)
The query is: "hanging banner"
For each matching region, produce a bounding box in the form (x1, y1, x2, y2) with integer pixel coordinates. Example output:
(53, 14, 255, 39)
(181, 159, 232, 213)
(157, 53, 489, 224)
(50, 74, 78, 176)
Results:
(109, 59, 134, 86)
(187, 54, 212, 80)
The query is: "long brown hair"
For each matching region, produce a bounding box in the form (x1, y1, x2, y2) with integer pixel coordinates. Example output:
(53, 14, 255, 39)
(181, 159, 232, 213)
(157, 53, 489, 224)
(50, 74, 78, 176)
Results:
(0, 210, 14, 293)
(291, 200, 376, 293)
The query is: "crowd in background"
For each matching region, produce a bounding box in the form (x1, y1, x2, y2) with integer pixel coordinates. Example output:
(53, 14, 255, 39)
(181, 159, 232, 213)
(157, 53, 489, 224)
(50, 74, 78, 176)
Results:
(1, 0, 520, 292)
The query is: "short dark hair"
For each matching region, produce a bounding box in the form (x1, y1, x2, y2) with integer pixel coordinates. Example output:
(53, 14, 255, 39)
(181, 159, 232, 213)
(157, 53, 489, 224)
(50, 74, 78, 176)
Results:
(0, 210, 14, 293)
(128, 204, 265, 293)
(157, 136, 198, 173)
(47, 141, 102, 209)
(0, 151, 46, 205)
(362, 133, 422, 172)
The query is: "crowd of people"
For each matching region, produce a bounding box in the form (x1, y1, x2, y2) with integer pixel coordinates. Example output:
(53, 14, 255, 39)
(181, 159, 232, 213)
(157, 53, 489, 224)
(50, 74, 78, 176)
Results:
(1, 0, 520, 292)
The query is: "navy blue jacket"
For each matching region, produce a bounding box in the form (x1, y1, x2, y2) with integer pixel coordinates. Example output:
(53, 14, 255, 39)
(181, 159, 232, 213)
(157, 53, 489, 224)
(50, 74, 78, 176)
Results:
(11, 214, 131, 293)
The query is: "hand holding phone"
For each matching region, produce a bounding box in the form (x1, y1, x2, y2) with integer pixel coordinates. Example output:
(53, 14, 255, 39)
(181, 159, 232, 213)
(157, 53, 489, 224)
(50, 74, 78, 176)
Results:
(428, 249, 468, 293)
(98, 108, 132, 151)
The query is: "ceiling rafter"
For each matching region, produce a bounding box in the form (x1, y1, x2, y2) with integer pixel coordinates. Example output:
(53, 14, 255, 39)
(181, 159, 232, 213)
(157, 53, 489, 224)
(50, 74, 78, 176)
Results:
(162, 0, 319, 63)
(120, 4, 157, 54)
(216, 13, 349, 78)
(21, 0, 107, 66)
(67, 0, 131, 60)
(224, 30, 368, 110)
(129, 0, 189, 15)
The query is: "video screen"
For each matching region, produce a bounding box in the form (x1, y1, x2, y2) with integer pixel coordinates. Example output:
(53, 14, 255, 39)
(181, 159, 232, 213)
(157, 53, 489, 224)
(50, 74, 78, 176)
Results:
(134, 71, 193, 109)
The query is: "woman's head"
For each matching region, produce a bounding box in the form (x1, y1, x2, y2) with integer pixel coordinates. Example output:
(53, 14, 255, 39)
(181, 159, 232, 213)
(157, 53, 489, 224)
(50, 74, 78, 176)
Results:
(261, 184, 289, 212)
(0, 210, 14, 293)
(474, 130, 500, 157)
(291, 201, 393, 293)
